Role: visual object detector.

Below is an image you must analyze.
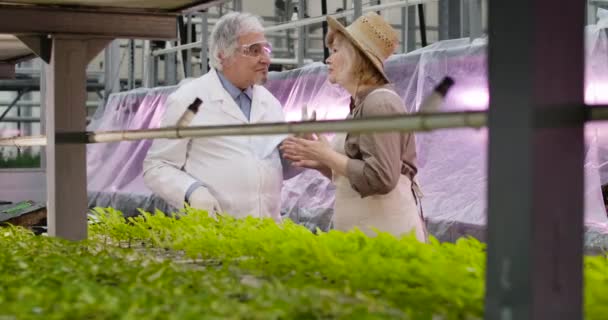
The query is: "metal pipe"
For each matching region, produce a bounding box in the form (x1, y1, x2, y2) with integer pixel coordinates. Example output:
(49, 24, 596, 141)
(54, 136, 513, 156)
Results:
(6, 105, 608, 148)
(151, 0, 434, 57)
(0, 100, 98, 107)
(265, 0, 430, 32)
(0, 110, 487, 147)
(270, 58, 314, 65)
(200, 11, 209, 73)
(7, 104, 608, 148)
(0, 116, 42, 123)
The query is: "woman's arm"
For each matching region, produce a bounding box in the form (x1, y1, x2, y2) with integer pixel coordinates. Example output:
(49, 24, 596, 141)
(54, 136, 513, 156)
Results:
(343, 91, 407, 197)
(280, 135, 345, 179)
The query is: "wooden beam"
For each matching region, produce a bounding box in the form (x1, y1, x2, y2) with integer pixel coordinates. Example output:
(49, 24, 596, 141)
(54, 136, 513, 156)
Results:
(178, 0, 230, 13)
(17, 35, 52, 63)
(0, 5, 177, 39)
(0, 63, 15, 79)
(45, 35, 111, 241)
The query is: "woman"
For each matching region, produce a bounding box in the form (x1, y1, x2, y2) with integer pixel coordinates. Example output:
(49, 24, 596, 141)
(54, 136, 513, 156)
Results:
(280, 12, 427, 241)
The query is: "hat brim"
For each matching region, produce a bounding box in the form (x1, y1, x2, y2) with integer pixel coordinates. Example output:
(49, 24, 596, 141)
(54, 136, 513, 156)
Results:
(326, 15, 390, 82)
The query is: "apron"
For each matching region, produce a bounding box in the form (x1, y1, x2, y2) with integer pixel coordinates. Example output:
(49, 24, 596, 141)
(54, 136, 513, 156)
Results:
(331, 132, 428, 242)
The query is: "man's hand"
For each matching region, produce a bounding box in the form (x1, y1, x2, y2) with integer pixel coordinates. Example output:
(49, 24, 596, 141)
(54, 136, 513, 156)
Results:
(188, 187, 222, 217)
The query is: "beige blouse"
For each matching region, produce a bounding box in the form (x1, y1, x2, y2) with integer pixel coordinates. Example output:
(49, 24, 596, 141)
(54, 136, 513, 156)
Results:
(344, 84, 418, 197)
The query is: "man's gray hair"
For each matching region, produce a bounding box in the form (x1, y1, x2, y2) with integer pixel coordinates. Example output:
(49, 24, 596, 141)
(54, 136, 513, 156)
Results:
(208, 12, 265, 71)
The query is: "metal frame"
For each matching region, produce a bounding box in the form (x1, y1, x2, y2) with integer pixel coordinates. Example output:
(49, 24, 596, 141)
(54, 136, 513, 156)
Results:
(152, 0, 433, 57)
(484, 0, 584, 319)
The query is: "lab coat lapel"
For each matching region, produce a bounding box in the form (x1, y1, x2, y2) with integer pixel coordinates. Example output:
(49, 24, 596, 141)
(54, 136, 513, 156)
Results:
(207, 69, 248, 123)
(249, 86, 268, 123)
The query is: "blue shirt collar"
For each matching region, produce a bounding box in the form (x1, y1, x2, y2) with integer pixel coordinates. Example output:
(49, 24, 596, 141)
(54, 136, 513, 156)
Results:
(216, 70, 253, 101)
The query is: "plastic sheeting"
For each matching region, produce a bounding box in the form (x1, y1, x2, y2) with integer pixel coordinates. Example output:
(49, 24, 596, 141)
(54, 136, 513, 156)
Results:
(87, 13, 608, 245)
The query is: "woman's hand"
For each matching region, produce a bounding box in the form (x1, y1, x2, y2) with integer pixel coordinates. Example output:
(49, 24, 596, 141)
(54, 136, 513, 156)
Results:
(280, 134, 331, 164)
(281, 134, 348, 178)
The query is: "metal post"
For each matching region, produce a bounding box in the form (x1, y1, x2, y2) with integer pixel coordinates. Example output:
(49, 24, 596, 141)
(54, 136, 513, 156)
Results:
(485, 0, 585, 319)
(165, 42, 177, 85)
(233, 0, 242, 11)
(297, 0, 305, 66)
(401, 6, 407, 53)
(322, 0, 329, 60)
(468, 0, 483, 40)
(200, 11, 209, 73)
(127, 39, 135, 90)
(45, 35, 110, 241)
(439, 0, 462, 40)
(186, 14, 193, 77)
(461, 0, 470, 37)
(407, 4, 416, 51)
(588, 0, 597, 25)
(353, 0, 362, 19)
(142, 40, 151, 87)
(417, 4, 427, 47)
(103, 40, 120, 104)
(40, 61, 46, 169)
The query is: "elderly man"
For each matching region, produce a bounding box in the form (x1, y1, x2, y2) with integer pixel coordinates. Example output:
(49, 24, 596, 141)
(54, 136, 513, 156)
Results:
(143, 12, 294, 222)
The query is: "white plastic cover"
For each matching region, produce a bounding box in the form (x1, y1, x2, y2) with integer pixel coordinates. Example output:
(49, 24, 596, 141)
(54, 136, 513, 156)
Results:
(87, 12, 608, 244)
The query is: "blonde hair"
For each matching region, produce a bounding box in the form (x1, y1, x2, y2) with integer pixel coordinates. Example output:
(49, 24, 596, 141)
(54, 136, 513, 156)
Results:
(326, 31, 388, 88)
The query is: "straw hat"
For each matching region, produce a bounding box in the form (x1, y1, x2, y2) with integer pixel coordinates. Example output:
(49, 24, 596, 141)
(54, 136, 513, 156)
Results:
(327, 12, 398, 82)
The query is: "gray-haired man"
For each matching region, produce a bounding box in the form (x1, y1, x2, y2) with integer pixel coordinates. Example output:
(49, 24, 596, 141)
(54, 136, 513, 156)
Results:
(144, 12, 296, 221)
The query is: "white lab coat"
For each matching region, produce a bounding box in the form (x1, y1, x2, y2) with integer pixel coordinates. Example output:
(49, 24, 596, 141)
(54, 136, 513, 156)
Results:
(143, 69, 286, 221)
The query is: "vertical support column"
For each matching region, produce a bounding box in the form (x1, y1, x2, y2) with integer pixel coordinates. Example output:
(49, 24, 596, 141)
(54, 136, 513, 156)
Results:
(407, 5, 417, 51)
(127, 39, 135, 90)
(40, 61, 47, 170)
(401, 5, 407, 53)
(468, 0, 483, 40)
(186, 14, 193, 78)
(103, 40, 120, 104)
(297, 0, 306, 66)
(353, 0, 362, 20)
(45, 36, 109, 241)
(439, 0, 462, 40)
(233, 0, 242, 12)
(322, 0, 329, 60)
(461, 0, 470, 37)
(200, 11, 209, 74)
(485, 0, 585, 319)
(165, 43, 177, 85)
(417, 4, 427, 47)
(587, 0, 597, 25)
(142, 40, 152, 88)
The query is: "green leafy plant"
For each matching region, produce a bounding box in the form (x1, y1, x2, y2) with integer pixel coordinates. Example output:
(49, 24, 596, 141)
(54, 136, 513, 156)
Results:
(2, 208, 607, 320)
(0, 151, 41, 169)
